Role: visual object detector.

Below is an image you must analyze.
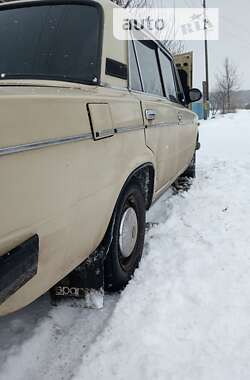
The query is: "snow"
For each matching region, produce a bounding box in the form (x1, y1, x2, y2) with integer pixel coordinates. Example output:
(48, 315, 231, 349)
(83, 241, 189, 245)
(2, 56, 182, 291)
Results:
(1, 110, 250, 380)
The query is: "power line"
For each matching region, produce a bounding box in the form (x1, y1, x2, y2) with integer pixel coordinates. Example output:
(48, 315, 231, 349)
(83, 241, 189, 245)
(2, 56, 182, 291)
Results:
(203, 0, 209, 119)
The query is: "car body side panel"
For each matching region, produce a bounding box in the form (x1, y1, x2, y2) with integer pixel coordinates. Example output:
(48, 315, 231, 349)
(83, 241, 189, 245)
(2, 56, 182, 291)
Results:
(0, 0, 199, 317)
(175, 102, 199, 172)
(137, 94, 179, 191)
(0, 86, 155, 315)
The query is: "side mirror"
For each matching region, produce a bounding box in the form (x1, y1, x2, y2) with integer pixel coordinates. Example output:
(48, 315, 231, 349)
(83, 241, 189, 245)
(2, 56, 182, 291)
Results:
(188, 88, 202, 103)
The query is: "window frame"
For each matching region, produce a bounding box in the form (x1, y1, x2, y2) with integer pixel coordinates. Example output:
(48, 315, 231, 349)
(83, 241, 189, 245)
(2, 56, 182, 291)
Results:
(172, 64, 186, 105)
(0, 0, 104, 86)
(132, 39, 164, 98)
(128, 32, 185, 105)
(158, 48, 185, 104)
(128, 40, 143, 93)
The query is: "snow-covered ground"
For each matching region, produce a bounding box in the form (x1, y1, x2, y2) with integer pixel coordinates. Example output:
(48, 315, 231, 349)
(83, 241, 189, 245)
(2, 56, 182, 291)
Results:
(1, 111, 250, 380)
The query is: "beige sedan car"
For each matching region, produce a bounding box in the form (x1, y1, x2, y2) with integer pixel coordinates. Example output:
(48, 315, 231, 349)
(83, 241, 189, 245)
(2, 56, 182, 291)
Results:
(0, 0, 201, 316)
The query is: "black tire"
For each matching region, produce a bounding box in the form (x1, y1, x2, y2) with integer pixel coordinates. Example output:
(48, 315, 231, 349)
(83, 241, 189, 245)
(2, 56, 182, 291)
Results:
(181, 151, 196, 179)
(104, 181, 146, 292)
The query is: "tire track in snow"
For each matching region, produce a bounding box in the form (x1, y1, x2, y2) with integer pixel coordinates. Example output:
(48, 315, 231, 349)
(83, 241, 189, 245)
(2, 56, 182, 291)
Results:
(0, 296, 118, 380)
(1, 112, 250, 380)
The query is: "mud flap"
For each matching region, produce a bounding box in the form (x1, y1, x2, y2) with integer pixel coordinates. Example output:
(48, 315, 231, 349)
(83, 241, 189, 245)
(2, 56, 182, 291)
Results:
(172, 177, 193, 193)
(0, 235, 39, 305)
(50, 247, 106, 309)
(51, 196, 117, 309)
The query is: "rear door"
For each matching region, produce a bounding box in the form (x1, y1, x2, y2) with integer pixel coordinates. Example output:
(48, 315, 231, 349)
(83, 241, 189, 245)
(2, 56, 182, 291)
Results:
(129, 39, 179, 192)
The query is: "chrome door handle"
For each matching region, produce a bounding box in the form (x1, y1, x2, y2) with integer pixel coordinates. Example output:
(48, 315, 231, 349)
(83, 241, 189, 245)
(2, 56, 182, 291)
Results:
(145, 109, 156, 121)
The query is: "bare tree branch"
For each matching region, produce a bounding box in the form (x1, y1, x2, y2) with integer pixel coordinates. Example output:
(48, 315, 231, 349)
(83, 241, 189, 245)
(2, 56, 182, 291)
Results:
(111, 0, 185, 55)
(214, 58, 240, 114)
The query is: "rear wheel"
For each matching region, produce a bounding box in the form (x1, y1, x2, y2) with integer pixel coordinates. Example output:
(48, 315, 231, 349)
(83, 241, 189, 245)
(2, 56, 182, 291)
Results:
(104, 182, 146, 292)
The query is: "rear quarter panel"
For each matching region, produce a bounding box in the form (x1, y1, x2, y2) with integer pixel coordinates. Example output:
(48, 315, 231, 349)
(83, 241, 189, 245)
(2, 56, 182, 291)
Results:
(0, 85, 154, 315)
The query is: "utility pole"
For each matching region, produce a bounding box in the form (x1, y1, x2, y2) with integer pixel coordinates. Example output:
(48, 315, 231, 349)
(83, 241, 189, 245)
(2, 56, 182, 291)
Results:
(203, 0, 209, 119)
(173, 0, 176, 42)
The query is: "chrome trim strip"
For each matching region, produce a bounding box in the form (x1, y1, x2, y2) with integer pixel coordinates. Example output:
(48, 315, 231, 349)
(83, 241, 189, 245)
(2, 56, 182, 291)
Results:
(146, 122, 178, 129)
(97, 123, 176, 135)
(0, 121, 180, 157)
(95, 129, 114, 139)
(116, 125, 145, 134)
(0, 133, 93, 157)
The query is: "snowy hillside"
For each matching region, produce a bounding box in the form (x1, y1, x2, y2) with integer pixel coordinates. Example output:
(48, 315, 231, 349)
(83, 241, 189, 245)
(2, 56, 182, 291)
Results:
(1, 111, 250, 380)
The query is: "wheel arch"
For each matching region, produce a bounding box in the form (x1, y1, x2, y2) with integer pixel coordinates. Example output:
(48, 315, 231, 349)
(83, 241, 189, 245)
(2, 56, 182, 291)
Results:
(121, 163, 155, 211)
(100, 162, 155, 251)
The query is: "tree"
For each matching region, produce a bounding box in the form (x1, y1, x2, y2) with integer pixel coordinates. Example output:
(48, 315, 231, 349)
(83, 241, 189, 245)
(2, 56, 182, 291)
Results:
(210, 87, 228, 115)
(112, 0, 148, 8)
(164, 40, 184, 56)
(215, 58, 240, 114)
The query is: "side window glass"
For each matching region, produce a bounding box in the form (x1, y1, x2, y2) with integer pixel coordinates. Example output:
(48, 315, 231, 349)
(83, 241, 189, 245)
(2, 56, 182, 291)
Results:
(128, 41, 142, 92)
(174, 68, 186, 104)
(159, 51, 177, 102)
(134, 40, 163, 97)
(178, 69, 189, 98)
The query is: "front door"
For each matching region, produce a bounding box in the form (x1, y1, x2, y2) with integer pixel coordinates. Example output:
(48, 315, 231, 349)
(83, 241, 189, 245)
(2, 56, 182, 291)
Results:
(141, 95, 179, 190)
(175, 102, 197, 172)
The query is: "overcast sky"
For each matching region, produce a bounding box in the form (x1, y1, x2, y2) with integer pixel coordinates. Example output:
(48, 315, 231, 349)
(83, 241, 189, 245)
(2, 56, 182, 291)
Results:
(181, 0, 250, 91)
(142, 0, 250, 90)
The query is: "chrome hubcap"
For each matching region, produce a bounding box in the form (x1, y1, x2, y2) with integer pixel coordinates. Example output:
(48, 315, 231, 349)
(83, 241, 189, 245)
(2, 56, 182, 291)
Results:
(119, 207, 138, 258)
